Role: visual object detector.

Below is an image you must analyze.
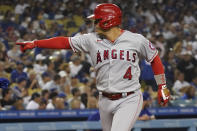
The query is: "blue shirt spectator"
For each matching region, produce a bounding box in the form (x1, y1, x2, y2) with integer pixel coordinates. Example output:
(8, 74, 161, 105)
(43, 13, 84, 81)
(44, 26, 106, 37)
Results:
(138, 91, 155, 121)
(0, 77, 10, 89)
(139, 108, 152, 117)
(12, 76, 27, 98)
(190, 76, 197, 89)
(140, 60, 154, 81)
(11, 62, 28, 83)
(140, 60, 157, 91)
(162, 60, 174, 83)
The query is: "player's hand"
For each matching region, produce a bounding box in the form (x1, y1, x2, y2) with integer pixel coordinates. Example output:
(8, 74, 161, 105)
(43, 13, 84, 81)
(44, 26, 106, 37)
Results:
(16, 41, 36, 52)
(158, 84, 170, 106)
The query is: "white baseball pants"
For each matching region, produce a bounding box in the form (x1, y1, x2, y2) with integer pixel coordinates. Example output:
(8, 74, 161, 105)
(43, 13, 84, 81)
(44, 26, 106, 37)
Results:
(98, 89, 143, 131)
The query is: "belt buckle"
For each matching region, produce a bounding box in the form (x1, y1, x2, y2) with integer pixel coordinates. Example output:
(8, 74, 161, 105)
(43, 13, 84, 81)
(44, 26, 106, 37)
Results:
(122, 92, 127, 98)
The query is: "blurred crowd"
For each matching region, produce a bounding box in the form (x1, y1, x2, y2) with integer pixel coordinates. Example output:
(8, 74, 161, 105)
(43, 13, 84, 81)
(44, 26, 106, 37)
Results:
(0, 0, 197, 111)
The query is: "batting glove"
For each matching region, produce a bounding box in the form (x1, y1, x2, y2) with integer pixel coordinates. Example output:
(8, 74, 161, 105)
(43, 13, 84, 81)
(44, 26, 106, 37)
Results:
(158, 84, 170, 106)
(16, 41, 36, 52)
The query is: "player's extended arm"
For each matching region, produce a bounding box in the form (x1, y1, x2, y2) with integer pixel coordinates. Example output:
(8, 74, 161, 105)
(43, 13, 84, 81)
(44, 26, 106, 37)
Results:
(16, 37, 71, 52)
(151, 54, 170, 106)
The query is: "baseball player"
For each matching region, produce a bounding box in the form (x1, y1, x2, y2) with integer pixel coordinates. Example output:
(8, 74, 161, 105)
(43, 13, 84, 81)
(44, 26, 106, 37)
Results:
(16, 3, 170, 131)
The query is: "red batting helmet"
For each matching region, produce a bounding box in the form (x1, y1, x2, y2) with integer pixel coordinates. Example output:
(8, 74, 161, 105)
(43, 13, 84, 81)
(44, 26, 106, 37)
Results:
(87, 3, 122, 30)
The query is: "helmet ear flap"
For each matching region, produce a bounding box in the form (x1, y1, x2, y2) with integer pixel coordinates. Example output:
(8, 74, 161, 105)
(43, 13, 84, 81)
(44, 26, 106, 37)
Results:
(99, 20, 111, 30)
(99, 16, 121, 30)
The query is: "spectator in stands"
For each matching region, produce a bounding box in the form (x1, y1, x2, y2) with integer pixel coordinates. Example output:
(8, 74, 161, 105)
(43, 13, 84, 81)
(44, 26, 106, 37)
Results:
(183, 11, 196, 24)
(0, 43, 8, 62)
(58, 70, 70, 93)
(26, 70, 41, 96)
(58, 92, 69, 109)
(0, 61, 9, 79)
(52, 53, 64, 72)
(0, 88, 14, 110)
(70, 98, 81, 109)
(26, 92, 41, 110)
(173, 41, 183, 57)
(7, 44, 22, 61)
(10, 62, 27, 83)
(39, 99, 47, 110)
(42, 74, 61, 92)
(87, 96, 98, 109)
(69, 55, 83, 77)
(190, 75, 197, 89)
(74, 25, 88, 36)
(10, 97, 24, 110)
(41, 89, 49, 104)
(172, 71, 191, 97)
(69, 87, 85, 109)
(154, 33, 166, 59)
(81, 93, 88, 108)
(180, 86, 196, 100)
(59, 63, 71, 89)
(33, 54, 47, 74)
(55, 97, 65, 110)
(46, 92, 58, 110)
(70, 76, 83, 91)
(12, 76, 28, 98)
(59, 63, 71, 77)
(162, 49, 177, 89)
(38, 72, 52, 89)
(138, 91, 155, 121)
(14, 0, 29, 15)
(78, 56, 92, 84)
(177, 50, 197, 82)
(139, 59, 157, 91)
(46, 60, 56, 79)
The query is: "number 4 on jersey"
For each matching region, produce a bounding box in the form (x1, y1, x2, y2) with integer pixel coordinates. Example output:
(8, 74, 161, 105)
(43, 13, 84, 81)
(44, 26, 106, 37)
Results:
(123, 66, 132, 80)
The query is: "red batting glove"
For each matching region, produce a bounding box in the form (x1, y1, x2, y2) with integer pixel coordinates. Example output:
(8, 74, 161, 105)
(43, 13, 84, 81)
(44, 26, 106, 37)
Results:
(158, 84, 170, 106)
(16, 41, 36, 52)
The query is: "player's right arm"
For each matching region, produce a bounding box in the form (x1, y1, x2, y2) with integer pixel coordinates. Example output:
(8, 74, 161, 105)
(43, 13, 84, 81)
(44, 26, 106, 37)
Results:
(138, 34, 170, 106)
(16, 37, 71, 52)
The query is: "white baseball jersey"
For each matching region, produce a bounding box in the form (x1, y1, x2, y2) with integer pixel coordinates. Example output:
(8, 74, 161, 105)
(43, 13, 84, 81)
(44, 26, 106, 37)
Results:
(69, 30, 158, 93)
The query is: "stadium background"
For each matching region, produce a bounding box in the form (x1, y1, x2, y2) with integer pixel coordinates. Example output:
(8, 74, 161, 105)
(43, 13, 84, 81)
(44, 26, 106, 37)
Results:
(0, 0, 197, 130)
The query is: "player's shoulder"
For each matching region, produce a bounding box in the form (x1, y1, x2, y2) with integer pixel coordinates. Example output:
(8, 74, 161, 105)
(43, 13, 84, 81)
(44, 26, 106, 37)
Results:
(81, 32, 97, 37)
(123, 30, 149, 47)
(73, 32, 97, 40)
(73, 32, 95, 37)
(124, 30, 146, 40)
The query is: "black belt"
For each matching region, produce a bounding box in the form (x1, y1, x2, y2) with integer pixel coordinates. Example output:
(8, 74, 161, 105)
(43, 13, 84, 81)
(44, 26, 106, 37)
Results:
(101, 91, 135, 100)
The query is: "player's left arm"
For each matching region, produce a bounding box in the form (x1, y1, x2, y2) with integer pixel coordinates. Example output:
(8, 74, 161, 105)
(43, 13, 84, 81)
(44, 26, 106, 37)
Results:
(151, 54, 170, 106)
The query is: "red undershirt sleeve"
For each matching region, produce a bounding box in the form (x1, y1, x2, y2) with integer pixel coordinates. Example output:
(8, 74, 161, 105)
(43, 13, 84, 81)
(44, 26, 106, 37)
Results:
(34, 36, 71, 49)
(151, 54, 164, 74)
(151, 54, 166, 85)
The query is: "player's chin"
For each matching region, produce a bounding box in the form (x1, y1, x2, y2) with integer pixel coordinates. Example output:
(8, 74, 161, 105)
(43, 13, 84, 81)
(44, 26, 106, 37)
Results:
(95, 29, 103, 35)
(95, 28, 101, 33)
